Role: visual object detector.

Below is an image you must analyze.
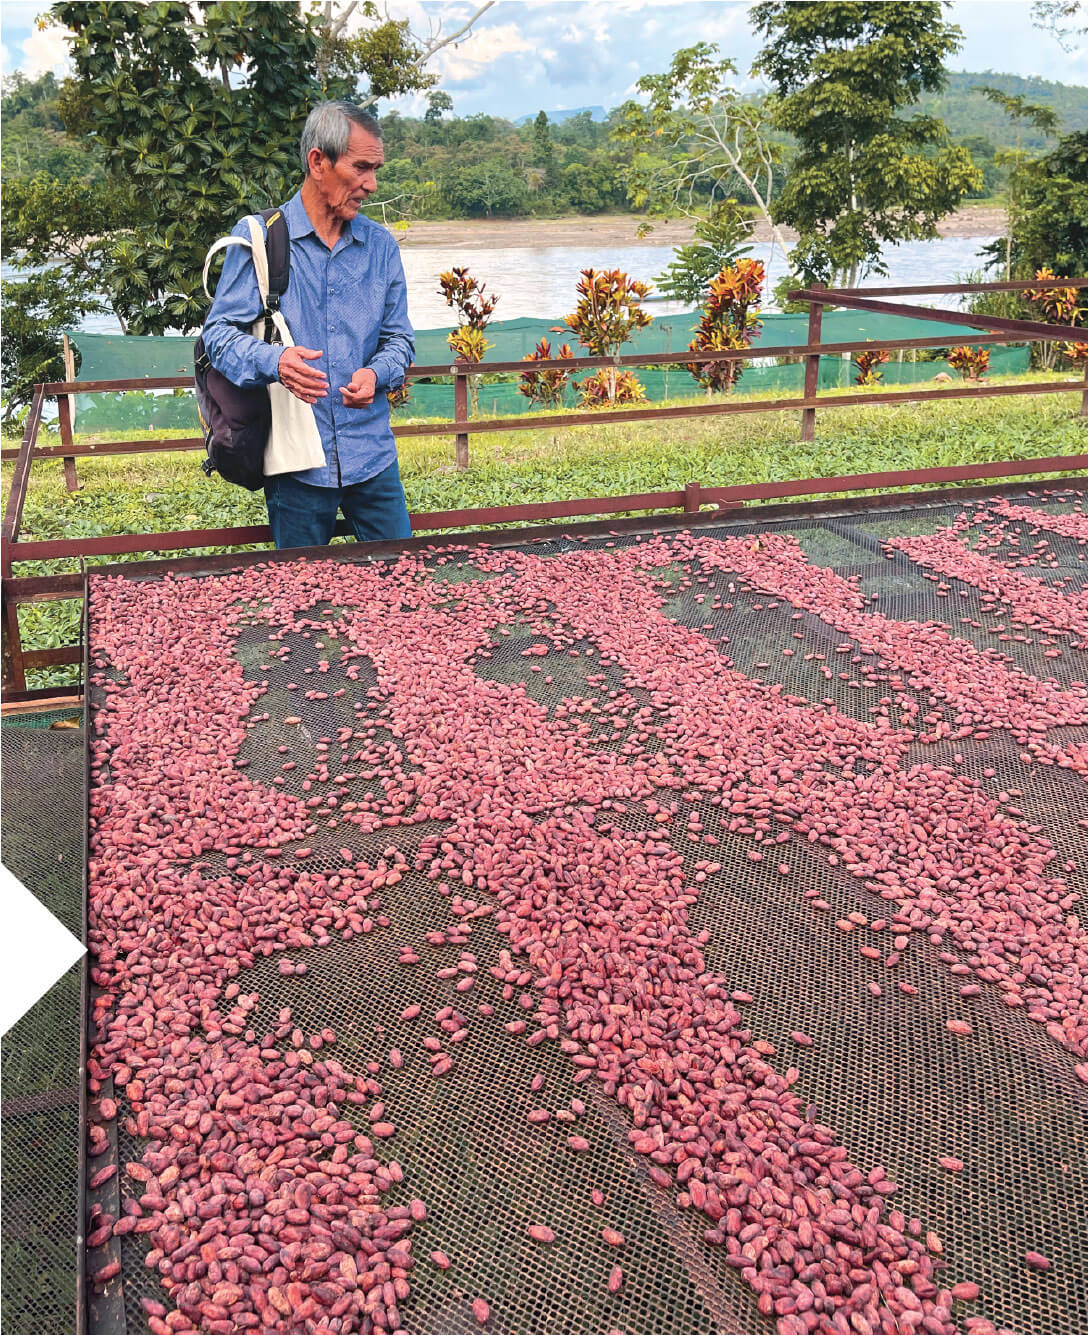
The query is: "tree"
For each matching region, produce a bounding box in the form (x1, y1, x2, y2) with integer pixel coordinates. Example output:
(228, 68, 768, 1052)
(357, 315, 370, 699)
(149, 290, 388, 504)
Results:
(1, 270, 103, 426)
(1, 172, 131, 420)
(614, 43, 789, 255)
(425, 90, 453, 123)
(975, 88, 1059, 278)
(47, 1, 494, 334)
(2, 68, 103, 182)
(1004, 130, 1088, 278)
(654, 200, 753, 306)
(519, 338, 574, 409)
(751, 2, 981, 287)
(975, 89, 1087, 286)
(686, 259, 764, 395)
(533, 109, 559, 190)
(50, 1, 326, 334)
(559, 159, 626, 213)
(853, 348, 890, 385)
(438, 266, 499, 413)
(315, 1, 494, 103)
(557, 268, 652, 404)
(441, 159, 529, 217)
(1031, 0, 1088, 49)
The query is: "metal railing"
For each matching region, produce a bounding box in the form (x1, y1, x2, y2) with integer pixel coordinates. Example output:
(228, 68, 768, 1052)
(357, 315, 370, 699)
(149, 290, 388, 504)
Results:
(3, 279, 1086, 698)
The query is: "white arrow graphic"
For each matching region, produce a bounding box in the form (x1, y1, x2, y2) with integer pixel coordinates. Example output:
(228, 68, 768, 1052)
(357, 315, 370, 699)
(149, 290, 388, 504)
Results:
(0, 863, 86, 1035)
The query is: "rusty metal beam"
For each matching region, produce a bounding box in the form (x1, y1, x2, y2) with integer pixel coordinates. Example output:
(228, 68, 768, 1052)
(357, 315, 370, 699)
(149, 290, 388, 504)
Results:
(789, 289, 1086, 342)
(7, 524, 275, 563)
(1, 436, 205, 462)
(818, 278, 1088, 297)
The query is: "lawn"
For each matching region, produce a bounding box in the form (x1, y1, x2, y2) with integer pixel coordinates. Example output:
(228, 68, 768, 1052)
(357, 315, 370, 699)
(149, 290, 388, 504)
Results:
(3, 371, 1085, 688)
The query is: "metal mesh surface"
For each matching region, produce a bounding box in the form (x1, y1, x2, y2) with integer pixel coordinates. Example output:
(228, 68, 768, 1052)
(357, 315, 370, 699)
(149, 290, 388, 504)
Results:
(1, 724, 85, 1335)
(87, 486, 1087, 1335)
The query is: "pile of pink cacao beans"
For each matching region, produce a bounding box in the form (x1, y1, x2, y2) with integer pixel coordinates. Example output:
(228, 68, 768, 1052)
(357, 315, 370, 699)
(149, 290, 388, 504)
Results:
(85, 500, 1086, 1335)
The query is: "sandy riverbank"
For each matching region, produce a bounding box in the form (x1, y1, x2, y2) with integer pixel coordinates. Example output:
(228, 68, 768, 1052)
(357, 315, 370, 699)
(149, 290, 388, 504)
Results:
(396, 206, 1007, 249)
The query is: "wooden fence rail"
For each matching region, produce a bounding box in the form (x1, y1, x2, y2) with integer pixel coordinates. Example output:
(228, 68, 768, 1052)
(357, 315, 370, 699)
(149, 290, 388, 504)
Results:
(3, 280, 1087, 698)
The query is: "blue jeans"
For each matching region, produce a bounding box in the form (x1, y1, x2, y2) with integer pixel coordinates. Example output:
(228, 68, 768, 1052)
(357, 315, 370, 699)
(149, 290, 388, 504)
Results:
(264, 461, 412, 550)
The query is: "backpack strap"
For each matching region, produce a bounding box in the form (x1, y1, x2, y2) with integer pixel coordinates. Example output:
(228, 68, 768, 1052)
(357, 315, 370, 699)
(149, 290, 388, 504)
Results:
(201, 206, 291, 310)
(259, 206, 290, 313)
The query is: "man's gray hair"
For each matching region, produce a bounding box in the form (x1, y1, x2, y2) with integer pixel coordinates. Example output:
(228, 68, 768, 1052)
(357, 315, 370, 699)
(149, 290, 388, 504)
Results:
(300, 102, 382, 174)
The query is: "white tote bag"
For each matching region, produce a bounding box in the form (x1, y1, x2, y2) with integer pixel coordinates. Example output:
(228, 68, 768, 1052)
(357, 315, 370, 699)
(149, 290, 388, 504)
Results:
(202, 216, 325, 477)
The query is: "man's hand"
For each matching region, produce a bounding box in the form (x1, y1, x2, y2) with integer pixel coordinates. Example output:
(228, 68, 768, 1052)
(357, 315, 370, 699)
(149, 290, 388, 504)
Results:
(278, 347, 328, 404)
(340, 367, 378, 408)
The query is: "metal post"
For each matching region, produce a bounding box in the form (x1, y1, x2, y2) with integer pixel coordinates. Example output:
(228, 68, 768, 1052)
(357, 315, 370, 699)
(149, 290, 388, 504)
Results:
(453, 363, 469, 471)
(683, 481, 702, 514)
(61, 334, 79, 492)
(801, 289, 824, 442)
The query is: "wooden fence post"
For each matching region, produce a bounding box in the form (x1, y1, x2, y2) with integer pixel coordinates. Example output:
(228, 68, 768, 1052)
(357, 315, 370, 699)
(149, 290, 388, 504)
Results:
(453, 363, 469, 470)
(2, 593, 27, 694)
(801, 287, 824, 443)
(60, 334, 79, 492)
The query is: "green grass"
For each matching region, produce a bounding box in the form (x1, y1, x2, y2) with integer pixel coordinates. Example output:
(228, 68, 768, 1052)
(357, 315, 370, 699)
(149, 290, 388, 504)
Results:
(4, 372, 1085, 687)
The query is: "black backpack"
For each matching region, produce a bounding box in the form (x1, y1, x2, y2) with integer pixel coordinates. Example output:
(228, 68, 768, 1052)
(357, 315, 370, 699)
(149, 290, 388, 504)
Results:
(195, 207, 290, 490)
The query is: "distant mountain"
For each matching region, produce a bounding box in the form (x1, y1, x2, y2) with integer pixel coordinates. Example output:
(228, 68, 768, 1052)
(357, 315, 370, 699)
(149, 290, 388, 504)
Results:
(514, 106, 607, 126)
(914, 70, 1088, 149)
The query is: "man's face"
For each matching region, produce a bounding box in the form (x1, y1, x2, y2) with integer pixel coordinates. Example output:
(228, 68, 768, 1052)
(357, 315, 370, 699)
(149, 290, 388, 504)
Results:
(313, 124, 384, 222)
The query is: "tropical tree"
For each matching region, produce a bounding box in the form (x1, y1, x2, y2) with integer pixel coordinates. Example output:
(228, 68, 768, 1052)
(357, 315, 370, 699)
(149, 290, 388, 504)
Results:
(557, 268, 653, 405)
(614, 43, 789, 256)
(46, 1, 493, 334)
(686, 259, 765, 395)
(314, 0, 494, 103)
(439, 267, 499, 413)
(1031, 0, 1088, 48)
(519, 338, 574, 409)
(1000, 128, 1088, 279)
(750, 1, 981, 287)
(440, 159, 529, 217)
(654, 200, 753, 306)
(948, 346, 990, 380)
(0, 270, 103, 426)
(1, 173, 130, 420)
(975, 88, 1060, 278)
(853, 348, 890, 386)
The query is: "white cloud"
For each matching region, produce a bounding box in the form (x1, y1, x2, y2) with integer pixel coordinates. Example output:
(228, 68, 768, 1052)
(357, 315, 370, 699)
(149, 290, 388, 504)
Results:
(21, 20, 71, 78)
(430, 21, 552, 84)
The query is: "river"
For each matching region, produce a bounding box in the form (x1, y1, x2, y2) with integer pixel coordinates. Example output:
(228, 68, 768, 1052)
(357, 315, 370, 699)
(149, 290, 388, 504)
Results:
(3, 234, 998, 335)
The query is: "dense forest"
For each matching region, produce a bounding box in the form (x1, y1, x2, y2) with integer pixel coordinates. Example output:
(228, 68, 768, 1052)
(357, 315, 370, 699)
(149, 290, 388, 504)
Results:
(3, 66, 1086, 220)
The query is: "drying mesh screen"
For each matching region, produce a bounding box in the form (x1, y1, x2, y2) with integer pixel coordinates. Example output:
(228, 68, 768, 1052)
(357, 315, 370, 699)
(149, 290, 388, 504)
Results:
(1, 724, 84, 1335)
(88, 486, 1087, 1335)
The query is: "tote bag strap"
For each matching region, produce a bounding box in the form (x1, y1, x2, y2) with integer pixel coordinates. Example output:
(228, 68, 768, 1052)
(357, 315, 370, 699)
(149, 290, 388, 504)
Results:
(201, 215, 271, 308)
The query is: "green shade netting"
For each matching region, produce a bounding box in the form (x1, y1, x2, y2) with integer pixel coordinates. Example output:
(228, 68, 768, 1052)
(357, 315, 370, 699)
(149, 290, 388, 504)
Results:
(64, 311, 1028, 433)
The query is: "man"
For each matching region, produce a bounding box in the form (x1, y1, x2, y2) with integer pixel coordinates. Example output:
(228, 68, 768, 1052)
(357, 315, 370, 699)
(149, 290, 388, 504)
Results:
(202, 102, 414, 549)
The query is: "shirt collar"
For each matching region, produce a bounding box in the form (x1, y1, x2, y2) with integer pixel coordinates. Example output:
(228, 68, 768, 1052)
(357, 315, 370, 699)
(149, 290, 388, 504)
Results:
(284, 189, 370, 247)
(284, 190, 315, 241)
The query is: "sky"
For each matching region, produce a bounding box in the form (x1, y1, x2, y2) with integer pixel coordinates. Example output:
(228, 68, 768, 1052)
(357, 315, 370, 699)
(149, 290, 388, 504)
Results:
(1, 0, 1084, 120)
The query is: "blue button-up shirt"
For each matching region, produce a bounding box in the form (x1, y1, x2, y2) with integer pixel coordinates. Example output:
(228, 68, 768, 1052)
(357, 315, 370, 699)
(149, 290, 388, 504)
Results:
(201, 190, 414, 488)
